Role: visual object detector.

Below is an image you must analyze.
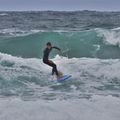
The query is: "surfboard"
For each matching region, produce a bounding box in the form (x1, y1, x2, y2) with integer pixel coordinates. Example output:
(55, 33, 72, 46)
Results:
(57, 75, 72, 82)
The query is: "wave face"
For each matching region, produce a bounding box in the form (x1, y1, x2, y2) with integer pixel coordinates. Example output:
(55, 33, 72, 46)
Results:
(0, 28, 120, 59)
(0, 11, 120, 59)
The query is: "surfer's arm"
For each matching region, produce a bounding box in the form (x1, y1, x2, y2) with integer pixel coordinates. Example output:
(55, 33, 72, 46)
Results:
(52, 46, 61, 51)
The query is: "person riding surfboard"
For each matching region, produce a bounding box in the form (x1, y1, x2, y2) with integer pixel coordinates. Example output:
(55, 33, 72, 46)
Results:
(43, 42, 62, 79)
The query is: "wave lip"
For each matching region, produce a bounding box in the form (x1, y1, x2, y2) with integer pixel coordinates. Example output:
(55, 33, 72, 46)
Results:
(97, 28, 120, 47)
(1, 28, 120, 59)
(0, 13, 8, 16)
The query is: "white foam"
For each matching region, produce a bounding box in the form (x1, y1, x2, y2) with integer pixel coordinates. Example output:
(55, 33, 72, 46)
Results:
(0, 53, 120, 120)
(97, 28, 120, 47)
(0, 28, 43, 37)
(0, 95, 120, 120)
(0, 53, 120, 81)
(112, 27, 120, 30)
(54, 55, 120, 79)
(0, 28, 28, 36)
(0, 13, 8, 16)
(0, 53, 120, 83)
(0, 53, 120, 97)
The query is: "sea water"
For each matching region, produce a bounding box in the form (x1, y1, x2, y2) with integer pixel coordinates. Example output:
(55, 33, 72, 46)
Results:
(0, 11, 120, 120)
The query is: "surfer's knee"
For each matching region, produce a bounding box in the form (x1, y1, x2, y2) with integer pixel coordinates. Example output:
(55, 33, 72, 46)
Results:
(52, 64, 57, 68)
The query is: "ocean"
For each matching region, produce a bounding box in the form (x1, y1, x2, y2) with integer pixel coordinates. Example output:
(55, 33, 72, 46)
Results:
(0, 11, 120, 120)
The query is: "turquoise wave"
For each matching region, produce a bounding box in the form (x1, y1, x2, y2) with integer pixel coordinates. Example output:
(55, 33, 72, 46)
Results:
(0, 28, 120, 59)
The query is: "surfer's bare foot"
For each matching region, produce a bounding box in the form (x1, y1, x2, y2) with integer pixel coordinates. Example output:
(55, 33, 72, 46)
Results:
(56, 75, 62, 79)
(57, 75, 60, 79)
(58, 71, 63, 76)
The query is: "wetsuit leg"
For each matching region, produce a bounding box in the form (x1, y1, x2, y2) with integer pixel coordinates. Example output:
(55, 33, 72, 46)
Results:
(51, 63, 58, 76)
(44, 61, 58, 76)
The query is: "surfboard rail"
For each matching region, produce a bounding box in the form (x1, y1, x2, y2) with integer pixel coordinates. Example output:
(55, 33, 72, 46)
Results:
(57, 75, 72, 82)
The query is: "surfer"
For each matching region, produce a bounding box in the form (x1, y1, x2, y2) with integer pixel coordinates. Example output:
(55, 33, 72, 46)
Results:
(43, 42, 61, 78)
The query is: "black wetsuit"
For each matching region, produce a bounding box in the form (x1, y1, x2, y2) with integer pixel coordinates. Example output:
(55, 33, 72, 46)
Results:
(43, 47, 60, 76)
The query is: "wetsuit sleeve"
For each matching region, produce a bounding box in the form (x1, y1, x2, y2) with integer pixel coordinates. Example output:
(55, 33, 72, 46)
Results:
(52, 46, 61, 51)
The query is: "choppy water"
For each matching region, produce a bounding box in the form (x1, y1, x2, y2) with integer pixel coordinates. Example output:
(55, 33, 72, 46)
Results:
(0, 11, 120, 120)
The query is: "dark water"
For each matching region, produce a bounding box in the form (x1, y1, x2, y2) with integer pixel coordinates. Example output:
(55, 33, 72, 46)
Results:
(0, 11, 120, 31)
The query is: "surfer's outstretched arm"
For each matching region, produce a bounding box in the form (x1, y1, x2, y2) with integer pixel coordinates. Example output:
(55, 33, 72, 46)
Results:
(52, 46, 61, 51)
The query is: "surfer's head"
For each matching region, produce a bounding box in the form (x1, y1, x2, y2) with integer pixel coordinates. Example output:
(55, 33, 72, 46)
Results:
(46, 42, 52, 49)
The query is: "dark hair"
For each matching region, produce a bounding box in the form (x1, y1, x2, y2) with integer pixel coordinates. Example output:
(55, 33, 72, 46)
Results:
(46, 42, 51, 46)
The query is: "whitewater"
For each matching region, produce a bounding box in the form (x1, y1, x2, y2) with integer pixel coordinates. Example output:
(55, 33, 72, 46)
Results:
(0, 11, 120, 120)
